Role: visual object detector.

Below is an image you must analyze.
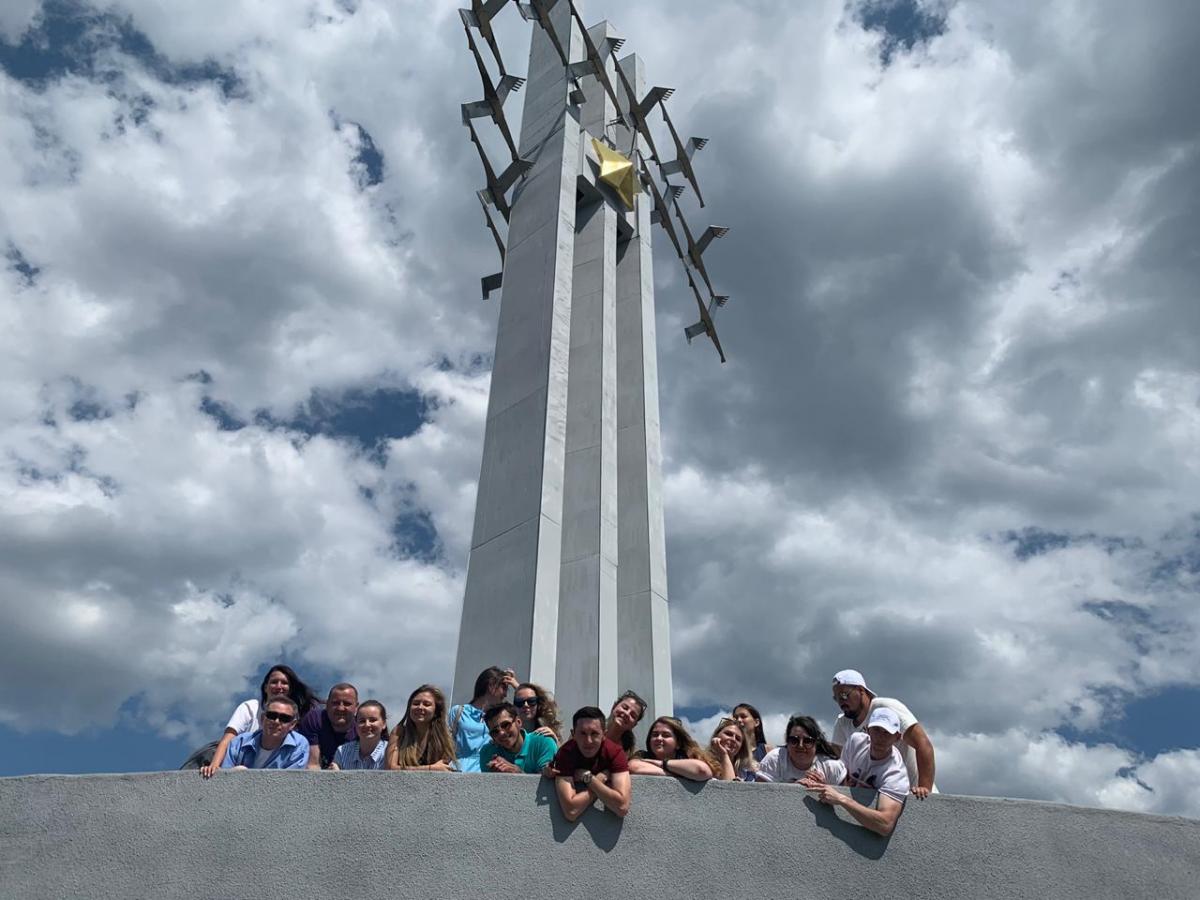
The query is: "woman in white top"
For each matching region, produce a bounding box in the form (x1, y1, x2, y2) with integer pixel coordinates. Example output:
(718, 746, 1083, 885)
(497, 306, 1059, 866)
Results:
(199, 664, 318, 778)
(330, 700, 388, 770)
(755, 715, 845, 785)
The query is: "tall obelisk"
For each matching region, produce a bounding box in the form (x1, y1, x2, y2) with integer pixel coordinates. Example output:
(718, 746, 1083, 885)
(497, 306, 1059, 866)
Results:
(453, 0, 671, 725)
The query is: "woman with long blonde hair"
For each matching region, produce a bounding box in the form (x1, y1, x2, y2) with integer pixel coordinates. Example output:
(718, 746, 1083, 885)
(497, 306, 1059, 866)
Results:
(629, 716, 719, 782)
(709, 716, 756, 781)
(386, 685, 457, 771)
(513, 682, 563, 743)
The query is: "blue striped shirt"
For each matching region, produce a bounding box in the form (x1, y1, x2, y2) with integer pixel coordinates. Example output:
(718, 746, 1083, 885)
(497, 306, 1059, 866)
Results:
(332, 739, 387, 770)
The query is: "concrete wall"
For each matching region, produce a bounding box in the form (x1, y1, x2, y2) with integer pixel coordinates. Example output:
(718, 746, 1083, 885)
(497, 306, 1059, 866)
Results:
(2, 772, 1196, 900)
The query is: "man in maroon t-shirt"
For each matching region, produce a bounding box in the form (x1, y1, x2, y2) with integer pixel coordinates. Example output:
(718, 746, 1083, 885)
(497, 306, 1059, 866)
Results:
(547, 706, 631, 821)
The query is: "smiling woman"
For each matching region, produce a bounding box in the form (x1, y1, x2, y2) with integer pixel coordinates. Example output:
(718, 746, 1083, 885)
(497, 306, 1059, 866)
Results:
(386, 684, 457, 772)
(329, 700, 388, 771)
(629, 717, 719, 782)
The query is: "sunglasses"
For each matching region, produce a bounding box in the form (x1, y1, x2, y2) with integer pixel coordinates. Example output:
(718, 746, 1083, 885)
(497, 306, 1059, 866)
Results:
(263, 711, 294, 723)
(488, 719, 518, 736)
(786, 734, 816, 748)
(514, 697, 539, 708)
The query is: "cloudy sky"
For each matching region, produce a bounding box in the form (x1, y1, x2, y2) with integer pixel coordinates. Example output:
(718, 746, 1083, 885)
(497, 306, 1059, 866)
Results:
(2, 0, 1198, 818)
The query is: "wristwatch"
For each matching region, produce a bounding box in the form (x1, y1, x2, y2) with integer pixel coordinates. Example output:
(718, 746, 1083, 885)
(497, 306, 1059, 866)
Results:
(580, 771, 594, 785)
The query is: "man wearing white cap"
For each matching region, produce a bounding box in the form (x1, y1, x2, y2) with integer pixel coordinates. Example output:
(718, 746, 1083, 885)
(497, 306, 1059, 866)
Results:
(829, 669, 936, 799)
(802, 708, 910, 836)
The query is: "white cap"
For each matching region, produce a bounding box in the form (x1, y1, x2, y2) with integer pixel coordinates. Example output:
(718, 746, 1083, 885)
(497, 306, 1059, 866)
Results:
(832, 669, 875, 697)
(867, 707, 903, 734)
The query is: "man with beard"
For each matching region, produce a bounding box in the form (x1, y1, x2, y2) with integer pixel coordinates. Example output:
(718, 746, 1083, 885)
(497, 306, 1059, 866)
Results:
(208, 695, 310, 773)
(479, 702, 558, 773)
(803, 708, 911, 836)
(299, 682, 359, 770)
(829, 669, 936, 799)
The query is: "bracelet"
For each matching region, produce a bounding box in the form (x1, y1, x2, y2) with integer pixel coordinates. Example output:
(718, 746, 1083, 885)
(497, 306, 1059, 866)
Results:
(662, 758, 671, 774)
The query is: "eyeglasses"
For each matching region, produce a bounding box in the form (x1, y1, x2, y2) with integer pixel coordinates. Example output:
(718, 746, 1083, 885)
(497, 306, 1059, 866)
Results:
(786, 735, 816, 748)
(514, 697, 539, 708)
(833, 689, 856, 702)
(263, 711, 294, 723)
(488, 719, 518, 736)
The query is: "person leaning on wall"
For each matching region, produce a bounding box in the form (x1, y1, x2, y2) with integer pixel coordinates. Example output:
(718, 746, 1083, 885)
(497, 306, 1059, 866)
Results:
(203, 695, 310, 775)
(546, 706, 632, 821)
(386, 684, 458, 772)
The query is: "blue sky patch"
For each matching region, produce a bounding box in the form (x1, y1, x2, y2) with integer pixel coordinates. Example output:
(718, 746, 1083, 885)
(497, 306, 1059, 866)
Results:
(5, 242, 41, 286)
(855, 0, 947, 66)
(263, 386, 427, 452)
(0, 0, 243, 97)
(1058, 686, 1200, 759)
(1003, 527, 1138, 561)
(351, 123, 385, 188)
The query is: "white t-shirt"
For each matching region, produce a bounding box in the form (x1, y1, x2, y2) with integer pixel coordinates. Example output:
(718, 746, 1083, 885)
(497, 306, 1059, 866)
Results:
(840, 732, 909, 802)
(832, 697, 933, 790)
(755, 747, 846, 785)
(225, 699, 261, 735)
(252, 744, 275, 769)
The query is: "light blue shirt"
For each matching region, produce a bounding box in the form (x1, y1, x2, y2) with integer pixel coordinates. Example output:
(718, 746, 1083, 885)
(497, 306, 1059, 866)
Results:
(221, 729, 309, 770)
(450, 704, 487, 773)
(332, 739, 387, 770)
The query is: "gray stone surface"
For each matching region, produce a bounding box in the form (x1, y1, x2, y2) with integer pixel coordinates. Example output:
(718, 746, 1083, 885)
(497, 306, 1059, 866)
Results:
(2, 772, 1197, 900)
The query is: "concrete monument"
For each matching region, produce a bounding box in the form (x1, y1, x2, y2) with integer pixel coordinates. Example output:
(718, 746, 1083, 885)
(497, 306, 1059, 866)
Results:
(452, 0, 731, 723)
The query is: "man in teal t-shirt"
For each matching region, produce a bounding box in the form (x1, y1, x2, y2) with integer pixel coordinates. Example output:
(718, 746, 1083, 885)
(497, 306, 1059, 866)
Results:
(479, 702, 558, 773)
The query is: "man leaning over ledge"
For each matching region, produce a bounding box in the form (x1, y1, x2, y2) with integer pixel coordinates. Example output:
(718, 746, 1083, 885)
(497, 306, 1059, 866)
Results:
(830, 668, 936, 799)
(545, 706, 632, 821)
(802, 708, 911, 836)
(202, 695, 310, 776)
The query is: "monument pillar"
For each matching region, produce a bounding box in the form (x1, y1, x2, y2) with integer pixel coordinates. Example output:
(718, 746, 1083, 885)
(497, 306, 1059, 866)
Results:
(453, 0, 581, 699)
(454, 3, 672, 722)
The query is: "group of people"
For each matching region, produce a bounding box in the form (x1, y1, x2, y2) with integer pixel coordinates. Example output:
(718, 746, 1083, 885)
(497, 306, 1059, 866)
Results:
(197, 664, 936, 837)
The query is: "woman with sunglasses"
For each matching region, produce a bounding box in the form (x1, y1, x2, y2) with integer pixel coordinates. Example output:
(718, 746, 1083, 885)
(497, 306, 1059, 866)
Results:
(330, 700, 388, 770)
(386, 685, 458, 771)
(732, 702, 773, 765)
(709, 716, 757, 781)
(628, 717, 719, 782)
(756, 715, 845, 785)
(513, 682, 563, 743)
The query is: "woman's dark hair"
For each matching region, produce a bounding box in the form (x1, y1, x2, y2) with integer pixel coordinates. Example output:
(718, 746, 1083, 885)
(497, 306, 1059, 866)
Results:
(734, 702, 768, 746)
(260, 665, 317, 716)
(472, 666, 508, 703)
(786, 714, 838, 760)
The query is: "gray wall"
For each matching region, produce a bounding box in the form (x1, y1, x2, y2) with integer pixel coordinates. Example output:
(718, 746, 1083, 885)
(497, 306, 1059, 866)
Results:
(2, 771, 1197, 900)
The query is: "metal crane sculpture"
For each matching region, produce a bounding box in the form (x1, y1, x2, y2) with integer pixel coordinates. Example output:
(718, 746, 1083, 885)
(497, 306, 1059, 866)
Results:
(458, 0, 734, 361)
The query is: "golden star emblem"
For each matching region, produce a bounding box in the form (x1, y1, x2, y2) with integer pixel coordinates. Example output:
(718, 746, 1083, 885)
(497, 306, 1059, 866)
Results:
(591, 138, 637, 210)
